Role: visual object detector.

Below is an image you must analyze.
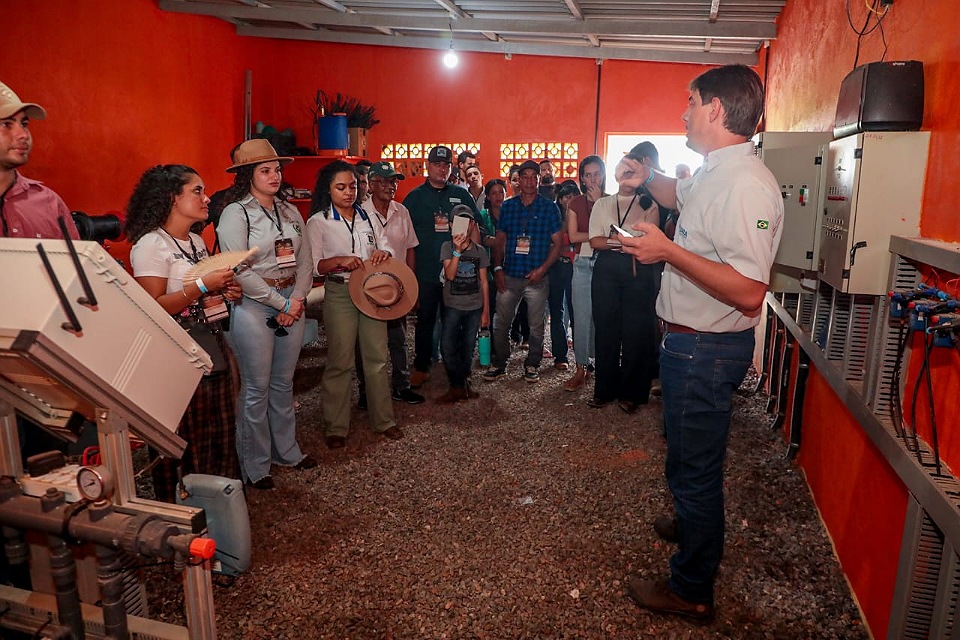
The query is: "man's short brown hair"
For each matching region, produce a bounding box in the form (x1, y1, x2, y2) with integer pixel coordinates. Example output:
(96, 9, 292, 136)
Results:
(690, 64, 764, 137)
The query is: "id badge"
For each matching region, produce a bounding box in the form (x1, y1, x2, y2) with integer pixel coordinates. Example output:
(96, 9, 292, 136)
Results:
(200, 293, 229, 322)
(434, 212, 450, 233)
(516, 235, 531, 255)
(275, 238, 296, 269)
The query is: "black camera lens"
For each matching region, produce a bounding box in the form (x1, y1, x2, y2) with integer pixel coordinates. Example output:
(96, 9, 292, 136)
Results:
(71, 211, 122, 243)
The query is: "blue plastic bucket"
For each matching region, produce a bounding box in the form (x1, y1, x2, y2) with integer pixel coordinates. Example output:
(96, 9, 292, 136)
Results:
(318, 113, 348, 150)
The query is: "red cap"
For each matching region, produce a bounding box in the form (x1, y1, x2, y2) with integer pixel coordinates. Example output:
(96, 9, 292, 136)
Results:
(190, 537, 217, 560)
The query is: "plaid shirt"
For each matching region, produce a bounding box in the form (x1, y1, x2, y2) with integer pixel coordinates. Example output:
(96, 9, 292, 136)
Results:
(498, 194, 561, 278)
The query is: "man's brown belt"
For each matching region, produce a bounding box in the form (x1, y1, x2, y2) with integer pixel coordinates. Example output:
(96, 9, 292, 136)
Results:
(662, 321, 698, 334)
(262, 275, 296, 289)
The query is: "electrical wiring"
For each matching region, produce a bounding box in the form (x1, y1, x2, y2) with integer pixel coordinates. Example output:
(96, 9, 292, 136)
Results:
(923, 334, 942, 476)
(889, 320, 909, 439)
(865, 0, 889, 17)
(909, 334, 931, 467)
(945, 278, 960, 297)
(847, 0, 890, 69)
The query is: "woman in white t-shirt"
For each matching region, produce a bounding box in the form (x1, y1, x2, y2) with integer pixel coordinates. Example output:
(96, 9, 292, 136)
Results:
(125, 164, 241, 501)
(306, 159, 401, 449)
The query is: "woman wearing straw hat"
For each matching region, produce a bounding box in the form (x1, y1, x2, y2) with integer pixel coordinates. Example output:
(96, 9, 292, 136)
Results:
(217, 139, 317, 490)
(306, 159, 405, 449)
(125, 164, 242, 500)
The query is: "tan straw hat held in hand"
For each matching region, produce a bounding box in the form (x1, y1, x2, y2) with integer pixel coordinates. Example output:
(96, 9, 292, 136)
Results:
(226, 139, 294, 173)
(348, 258, 419, 321)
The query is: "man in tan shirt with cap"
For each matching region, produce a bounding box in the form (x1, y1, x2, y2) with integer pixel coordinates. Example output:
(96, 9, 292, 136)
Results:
(0, 81, 79, 240)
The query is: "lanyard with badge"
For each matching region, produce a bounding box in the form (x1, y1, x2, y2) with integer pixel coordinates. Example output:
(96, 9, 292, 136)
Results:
(161, 229, 229, 322)
(332, 205, 376, 256)
(515, 204, 533, 256)
(260, 203, 297, 269)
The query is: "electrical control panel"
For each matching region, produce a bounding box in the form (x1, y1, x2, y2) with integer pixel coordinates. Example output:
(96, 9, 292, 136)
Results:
(755, 132, 833, 293)
(819, 131, 930, 295)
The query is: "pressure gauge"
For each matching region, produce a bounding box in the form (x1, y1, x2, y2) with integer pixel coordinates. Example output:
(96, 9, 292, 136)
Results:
(76, 466, 115, 502)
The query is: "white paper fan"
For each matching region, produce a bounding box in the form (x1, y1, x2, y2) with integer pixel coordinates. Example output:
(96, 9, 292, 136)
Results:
(182, 248, 258, 282)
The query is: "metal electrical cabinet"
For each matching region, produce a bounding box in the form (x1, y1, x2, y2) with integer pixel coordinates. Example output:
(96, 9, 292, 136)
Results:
(819, 131, 930, 295)
(756, 132, 833, 271)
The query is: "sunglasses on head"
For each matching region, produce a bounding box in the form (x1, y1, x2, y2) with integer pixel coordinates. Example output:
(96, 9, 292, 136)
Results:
(265, 316, 289, 337)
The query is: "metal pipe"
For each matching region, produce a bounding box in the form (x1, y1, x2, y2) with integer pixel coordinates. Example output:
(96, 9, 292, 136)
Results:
(766, 319, 785, 413)
(95, 544, 129, 639)
(42, 488, 85, 640)
(769, 335, 793, 432)
(785, 349, 810, 460)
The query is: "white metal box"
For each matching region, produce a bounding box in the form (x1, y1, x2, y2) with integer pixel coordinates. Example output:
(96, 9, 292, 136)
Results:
(0, 239, 211, 455)
(756, 132, 832, 273)
(818, 131, 930, 295)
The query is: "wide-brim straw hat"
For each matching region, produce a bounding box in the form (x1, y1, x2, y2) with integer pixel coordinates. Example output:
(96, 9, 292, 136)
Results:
(226, 138, 294, 173)
(348, 257, 419, 321)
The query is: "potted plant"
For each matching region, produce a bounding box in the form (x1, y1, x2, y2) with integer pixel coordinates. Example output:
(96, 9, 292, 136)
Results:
(313, 91, 379, 156)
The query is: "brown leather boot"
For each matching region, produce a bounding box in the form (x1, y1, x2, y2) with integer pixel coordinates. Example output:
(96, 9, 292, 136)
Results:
(563, 365, 587, 392)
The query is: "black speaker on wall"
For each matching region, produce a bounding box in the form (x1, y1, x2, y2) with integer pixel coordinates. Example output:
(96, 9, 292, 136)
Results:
(833, 60, 924, 138)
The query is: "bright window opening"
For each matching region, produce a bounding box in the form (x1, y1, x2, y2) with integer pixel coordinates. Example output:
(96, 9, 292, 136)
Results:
(604, 134, 703, 188)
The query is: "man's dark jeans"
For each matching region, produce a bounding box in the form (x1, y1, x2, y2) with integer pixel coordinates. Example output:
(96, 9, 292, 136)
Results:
(660, 328, 754, 604)
(414, 281, 443, 373)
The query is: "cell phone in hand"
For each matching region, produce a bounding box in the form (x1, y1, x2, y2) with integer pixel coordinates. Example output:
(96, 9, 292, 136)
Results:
(610, 224, 634, 238)
(452, 215, 471, 238)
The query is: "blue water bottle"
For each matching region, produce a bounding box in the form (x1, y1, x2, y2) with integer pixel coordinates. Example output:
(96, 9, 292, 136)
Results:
(478, 327, 491, 367)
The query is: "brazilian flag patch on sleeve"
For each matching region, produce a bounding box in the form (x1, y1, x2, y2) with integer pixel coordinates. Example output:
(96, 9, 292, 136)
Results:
(756, 220, 769, 230)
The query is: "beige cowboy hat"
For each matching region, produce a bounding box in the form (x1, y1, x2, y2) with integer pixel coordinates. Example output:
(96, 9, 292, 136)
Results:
(348, 257, 419, 321)
(226, 138, 294, 173)
(0, 81, 46, 120)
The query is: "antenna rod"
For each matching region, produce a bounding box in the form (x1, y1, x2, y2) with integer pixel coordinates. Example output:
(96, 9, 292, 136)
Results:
(36, 243, 82, 334)
(57, 216, 98, 309)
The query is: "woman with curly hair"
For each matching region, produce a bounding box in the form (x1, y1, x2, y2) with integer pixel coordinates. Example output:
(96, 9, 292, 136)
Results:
(125, 164, 242, 501)
(217, 140, 316, 491)
(306, 159, 401, 449)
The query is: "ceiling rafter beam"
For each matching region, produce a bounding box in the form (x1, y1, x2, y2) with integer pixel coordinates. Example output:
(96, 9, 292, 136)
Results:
(233, 24, 759, 65)
(562, 0, 584, 20)
(157, 1, 777, 40)
(310, 0, 348, 11)
(709, 0, 721, 23)
(432, 0, 466, 19)
(587, 34, 599, 47)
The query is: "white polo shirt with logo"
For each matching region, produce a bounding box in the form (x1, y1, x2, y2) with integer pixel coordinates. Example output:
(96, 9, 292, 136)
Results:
(656, 141, 783, 333)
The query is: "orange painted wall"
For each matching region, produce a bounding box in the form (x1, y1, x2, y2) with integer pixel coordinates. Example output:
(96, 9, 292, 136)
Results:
(766, 1, 960, 635)
(258, 41, 712, 201)
(2, 0, 270, 217)
(798, 370, 908, 634)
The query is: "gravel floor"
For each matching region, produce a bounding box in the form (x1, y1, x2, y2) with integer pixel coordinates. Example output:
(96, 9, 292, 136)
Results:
(147, 327, 869, 639)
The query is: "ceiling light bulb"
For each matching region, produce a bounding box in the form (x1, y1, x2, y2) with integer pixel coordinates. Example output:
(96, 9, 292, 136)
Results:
(443, 50, 459, 68)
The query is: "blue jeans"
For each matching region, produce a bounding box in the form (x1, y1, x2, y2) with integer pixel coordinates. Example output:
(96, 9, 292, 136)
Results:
(548, 259, 573, 363)
(492, 276, 549, 370)
(228, 286, 306, 483)
(441, 306, 482, 387)
(571, 255, 596, 366)
(660, 328, 754, 604)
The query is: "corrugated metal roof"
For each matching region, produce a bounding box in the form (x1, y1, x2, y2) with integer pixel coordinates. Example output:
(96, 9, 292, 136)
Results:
(158, 0, 784, 65)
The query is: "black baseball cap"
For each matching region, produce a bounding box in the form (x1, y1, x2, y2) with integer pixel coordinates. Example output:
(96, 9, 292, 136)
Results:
(518, 159, 540, 174)
(428, 146, 453, 163)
